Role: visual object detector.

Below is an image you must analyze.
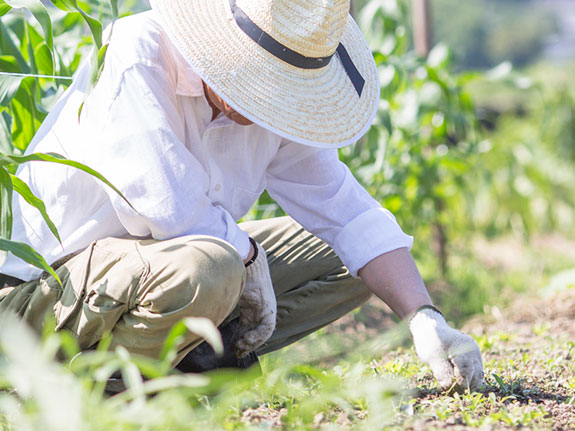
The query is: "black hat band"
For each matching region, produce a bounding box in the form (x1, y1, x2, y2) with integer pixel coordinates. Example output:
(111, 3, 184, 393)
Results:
(229, 0, 365, 97)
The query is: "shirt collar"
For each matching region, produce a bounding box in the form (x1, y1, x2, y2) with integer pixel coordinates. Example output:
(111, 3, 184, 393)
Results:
(169, 40, 240, 127)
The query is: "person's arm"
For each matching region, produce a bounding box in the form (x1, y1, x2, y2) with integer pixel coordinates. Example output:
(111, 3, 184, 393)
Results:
(358, 247, 431, 318)
(265, 143, 414, 276)
(267, 142, 483, 390)
(360, 248, 483, 391)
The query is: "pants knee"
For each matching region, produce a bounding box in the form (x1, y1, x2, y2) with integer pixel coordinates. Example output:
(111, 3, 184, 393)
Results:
(136, 235, 245, 319)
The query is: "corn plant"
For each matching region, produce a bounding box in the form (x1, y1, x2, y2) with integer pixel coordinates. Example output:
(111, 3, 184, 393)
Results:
(0, 152, 132, 279)
(345, 0, 573, 275)
(0, 0, 126, 276)
(340, 0, 483, 277)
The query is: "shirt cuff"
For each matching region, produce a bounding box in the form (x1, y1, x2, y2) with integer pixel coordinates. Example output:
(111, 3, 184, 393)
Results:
(223, 212, 251, 260)
(333, 208, 414, 277)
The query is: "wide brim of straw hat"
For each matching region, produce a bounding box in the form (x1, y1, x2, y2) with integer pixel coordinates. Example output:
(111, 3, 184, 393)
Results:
(150, 0, 380, 148)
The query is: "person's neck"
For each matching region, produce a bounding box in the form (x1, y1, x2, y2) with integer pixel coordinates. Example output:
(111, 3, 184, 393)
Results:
(202, 81, 220, 121)
(208, 100, 220, 121)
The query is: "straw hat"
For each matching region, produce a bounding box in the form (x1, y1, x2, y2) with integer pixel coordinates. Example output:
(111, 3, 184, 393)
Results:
(149, 0, 379, 148)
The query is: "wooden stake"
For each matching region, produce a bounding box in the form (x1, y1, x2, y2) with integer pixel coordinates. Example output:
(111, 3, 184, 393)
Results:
(412, 0, 432, 57)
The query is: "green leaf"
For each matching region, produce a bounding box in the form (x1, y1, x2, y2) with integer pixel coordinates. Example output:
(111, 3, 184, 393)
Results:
(84, 42, 108, 101)
(0, 54, 20, 72)
(0, 237, 61, 285)
(109, 0, 117, 20)
(0, 112, 12, 154)
(492, 373, 506, 391)
(0, 166, 13, 240)
(485, 62, 513, 81)
(107, 375, 210, 406)
(33, 41, 53, 75)
(50, 0, 102, 48)
(79, 11, 102, 48)
(10, 174, 61, 244)
(160, 320, 188, 364)
(0, 152, 136, 211)
(2, 0, 54, 57)
(183, 317, 223, 356)
(0, 73, 25, 106)
(0, 1, 11, 16)
(427, 44, 450, 69)
(49, 0, 77, 12)
(97, 41, 108, 65)
(0, 19, 29, 72)
(159, 318, 222, 367)
(79, 43, 108, 119)
(10, 78, 41, 151)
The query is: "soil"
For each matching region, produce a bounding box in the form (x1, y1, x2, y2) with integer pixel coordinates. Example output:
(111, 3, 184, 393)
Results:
(377, 288, 574, 430)
(242, 287, 575, 430)
(458, 288, 575, 431)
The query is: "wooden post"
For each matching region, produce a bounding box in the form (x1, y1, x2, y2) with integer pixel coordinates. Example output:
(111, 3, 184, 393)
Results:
(412, 0, 432, 56)
(413, 1, 448, 275)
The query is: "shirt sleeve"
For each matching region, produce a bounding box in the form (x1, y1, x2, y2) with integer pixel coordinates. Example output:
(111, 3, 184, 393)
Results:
(265, 141, 413, 277)
(74, 61, 251, 258)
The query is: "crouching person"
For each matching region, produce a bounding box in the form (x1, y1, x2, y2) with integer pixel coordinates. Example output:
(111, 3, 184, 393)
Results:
(0, 0, 483, 391)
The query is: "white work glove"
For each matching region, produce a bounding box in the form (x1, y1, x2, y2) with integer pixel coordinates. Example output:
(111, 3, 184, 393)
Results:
(231, 240, 277, 358)
(409, 306, 484, 391)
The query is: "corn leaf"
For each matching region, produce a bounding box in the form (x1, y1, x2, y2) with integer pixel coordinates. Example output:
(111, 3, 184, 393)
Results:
(79, 39, 109, 119)
(24, 20, 54, 76)
(10, 174, 61, 244)
(0, 20, 29, 72)
(0, 112, 12, 154)
(109, 0, 118, 20)
(49, 0, 76, 12)
(0, 237, 61, 284)
(33, 41, 53, 75)
(0, 73, 25, 106)
(0, 1, 11, 16)
(1, 0, 53, 56)
(0, 54, 20, 72)
(0, 166, 13, 240)
(50, 0, 102, 49)
(0, 152, 136, 211)
(10, 78, 42, 151)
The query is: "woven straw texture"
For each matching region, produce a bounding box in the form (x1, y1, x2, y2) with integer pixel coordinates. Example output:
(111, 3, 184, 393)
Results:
(150, 0, 379, 148)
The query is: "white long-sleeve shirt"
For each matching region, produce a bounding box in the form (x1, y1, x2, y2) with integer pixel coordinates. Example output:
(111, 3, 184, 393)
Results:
(2, 11, 413, 282)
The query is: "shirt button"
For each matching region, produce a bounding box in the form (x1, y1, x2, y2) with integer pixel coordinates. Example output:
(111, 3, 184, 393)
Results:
(214, 184, 222, 192)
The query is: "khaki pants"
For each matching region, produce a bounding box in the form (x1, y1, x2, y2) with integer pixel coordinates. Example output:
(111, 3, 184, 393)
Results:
(0, 217, 371, 363)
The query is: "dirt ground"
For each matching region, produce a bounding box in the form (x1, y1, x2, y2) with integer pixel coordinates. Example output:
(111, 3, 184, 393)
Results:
(457, 288, 575, 431)
(340, 287, 575, 430)
(242, 286, 575, 430)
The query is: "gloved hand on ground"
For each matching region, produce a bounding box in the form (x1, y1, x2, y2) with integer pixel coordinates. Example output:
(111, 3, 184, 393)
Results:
(231, 240, 277, 358)
(409, 306, 484, 391)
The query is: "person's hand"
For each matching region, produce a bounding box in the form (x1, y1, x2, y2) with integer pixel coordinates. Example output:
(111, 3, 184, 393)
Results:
(409, 306, 484, 391)
(231, 240, 276, 358)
